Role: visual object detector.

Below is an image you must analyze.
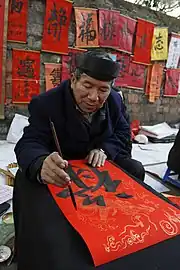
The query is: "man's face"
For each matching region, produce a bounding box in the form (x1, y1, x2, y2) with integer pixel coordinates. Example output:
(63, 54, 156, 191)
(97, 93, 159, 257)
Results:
(71, 73, 111, 113)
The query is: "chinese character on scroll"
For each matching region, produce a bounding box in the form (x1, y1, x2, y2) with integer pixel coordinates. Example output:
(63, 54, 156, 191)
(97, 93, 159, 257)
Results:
(166, 33, 180, 69)
(12, 49, 40, 103)
(61, 48, 86, 81)
(99, 9, 119, 48)
(164, 69, 180, 97)
(115, 53, 131, 87)
(151, 27, 168, 61)
(42, 0, 72, 54)
(44, 63, 61, 91)
(7, 0, 28, 43)
(75, 7, 99, 47)
(146, 63, 164, 103)
(118, 14, 136, 54)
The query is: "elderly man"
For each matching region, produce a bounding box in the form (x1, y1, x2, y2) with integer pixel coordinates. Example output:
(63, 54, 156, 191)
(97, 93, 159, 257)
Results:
(13, 51, 148, 270)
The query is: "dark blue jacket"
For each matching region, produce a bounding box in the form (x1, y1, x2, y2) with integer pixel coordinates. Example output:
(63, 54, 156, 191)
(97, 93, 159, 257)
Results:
(15, 80, 131, 180)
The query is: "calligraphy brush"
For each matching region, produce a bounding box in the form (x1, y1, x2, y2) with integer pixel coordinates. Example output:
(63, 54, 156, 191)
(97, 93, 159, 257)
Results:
(50, 120, 77, 211)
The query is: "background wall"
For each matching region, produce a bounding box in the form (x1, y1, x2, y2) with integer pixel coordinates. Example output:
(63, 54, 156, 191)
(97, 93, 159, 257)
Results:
(1, 0, 180, 138)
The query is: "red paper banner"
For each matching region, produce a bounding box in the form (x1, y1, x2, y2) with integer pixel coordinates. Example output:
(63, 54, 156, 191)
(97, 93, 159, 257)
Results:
(147, 63, 164, 103)
(99, 9, 120, 48)
(134, 18, 155, 65)
(118, 14, 136, 54)
(115, 53, 146, 89)
(145, 65, 153, 95)
(7, 0, 28, 43)
(164, 69, 180, 97)
(0, 0, 8, 119)
(75, 7, 99, 48)
(12, 49, 40, 103)
(61, 48, 86, 81)
(115, 53, 131, 87)
(48, 160, 180, 267)
(42, 0, 72, 54)
(44, 63, 61, 91)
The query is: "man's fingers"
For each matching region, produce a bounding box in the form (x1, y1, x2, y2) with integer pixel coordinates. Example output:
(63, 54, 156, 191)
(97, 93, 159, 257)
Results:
(92, 152, 100, 167)
(97, 153, 102, 167)
(101, 154, 107, 166)
(88, 152, 95, 164)
(51, 152, 68, 169)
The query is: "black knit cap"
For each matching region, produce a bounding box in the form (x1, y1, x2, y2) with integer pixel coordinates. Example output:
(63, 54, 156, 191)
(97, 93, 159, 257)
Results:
(76, 50, 120, 81)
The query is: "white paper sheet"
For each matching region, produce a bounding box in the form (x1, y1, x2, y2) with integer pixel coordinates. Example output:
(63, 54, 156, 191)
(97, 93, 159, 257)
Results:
(0, 185, 13, 204)
(140, 122, 178, 139)
(132, 143, 173, 166)
(144, 174, 170, 193)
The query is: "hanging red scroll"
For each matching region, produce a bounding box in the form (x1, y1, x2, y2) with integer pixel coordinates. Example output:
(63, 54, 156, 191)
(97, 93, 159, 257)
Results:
(115, 53, 131, 87)
(12, 49, 40, 103)
(0, 0, 8, 119)
(148, 63, 164, 103)
(145, 65, 153, 95)
(118, 14, 136, 54)
(7, 0, 28, 43)
(42, 0, 72, 54)
(48, 160, 180, 267)
(44, 63, 61, 91)
(133, 18, 155, 65)
(99, 9, 119, 48)
(127, 62, 146, 89)
(61, 47, 86, 81)
(74, 7, 99, 48)
(164, 69, 180, 97)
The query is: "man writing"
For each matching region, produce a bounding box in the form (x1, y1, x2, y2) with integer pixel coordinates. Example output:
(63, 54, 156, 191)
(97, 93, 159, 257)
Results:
(14, 51, 145, 270)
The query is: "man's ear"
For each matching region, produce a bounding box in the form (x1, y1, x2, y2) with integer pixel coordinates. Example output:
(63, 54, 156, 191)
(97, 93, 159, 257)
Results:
(71, 73, 76, 89)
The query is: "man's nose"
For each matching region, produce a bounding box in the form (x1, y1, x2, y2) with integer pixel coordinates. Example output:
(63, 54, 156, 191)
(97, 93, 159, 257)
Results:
(88, 90, 99, 101)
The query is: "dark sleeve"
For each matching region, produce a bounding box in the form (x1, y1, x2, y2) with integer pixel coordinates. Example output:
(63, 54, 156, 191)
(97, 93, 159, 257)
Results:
(99, 97, 132, 160)
(167, 129, 180, 174)
(14, 97, 51, 181)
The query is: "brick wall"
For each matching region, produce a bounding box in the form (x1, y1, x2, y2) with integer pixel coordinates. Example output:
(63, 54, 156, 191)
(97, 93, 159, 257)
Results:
(0, 0, 180, 139)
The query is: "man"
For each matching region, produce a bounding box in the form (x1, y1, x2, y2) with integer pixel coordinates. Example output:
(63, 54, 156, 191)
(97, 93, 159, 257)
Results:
(168, 127, 180, 175)
(13, 51, 148, 270)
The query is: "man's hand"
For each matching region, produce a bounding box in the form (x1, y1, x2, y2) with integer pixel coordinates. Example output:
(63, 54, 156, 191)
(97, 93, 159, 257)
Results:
(87, 149, 107, 167)
(40, 152, 70, 187)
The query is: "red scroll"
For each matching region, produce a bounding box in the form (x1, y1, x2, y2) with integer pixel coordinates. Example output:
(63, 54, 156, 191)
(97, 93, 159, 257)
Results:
(118, 14, 136, 54)
(74, 7, 99, 48)
(0, 0, 8, 119)
(7, 0, 28, 43)
(115, 53, 131, 87)
(61, 48, 86, 81)
(42, 0, 72, 54)
(99, 9, 120, 48)
(115, 53, 146, 89)
(164, 69, 180, 97)
(134, 18, 155, 65)
(48, 160, 180, 267)
(12, 49, 40, 103)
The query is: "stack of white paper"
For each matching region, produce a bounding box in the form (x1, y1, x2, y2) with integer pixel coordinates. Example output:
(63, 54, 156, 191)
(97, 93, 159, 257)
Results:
(139, 122, 178, 139)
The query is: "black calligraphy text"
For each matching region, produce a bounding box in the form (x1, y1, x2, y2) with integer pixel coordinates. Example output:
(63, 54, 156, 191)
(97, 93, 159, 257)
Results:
(56, 165, 133, 207)
(78, 13, 96, 45)
(48, 2, 67, 41)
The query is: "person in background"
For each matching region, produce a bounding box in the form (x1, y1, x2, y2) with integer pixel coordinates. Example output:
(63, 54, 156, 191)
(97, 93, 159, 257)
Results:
(13, 50, 145, 270)
(167, 127, 180, 175)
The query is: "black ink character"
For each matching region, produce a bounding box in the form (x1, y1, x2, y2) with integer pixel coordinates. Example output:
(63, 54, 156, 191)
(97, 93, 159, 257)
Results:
(48, 2, 67, 41)
(11, 0, 23, 13)
(78, 12, 96, 45)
